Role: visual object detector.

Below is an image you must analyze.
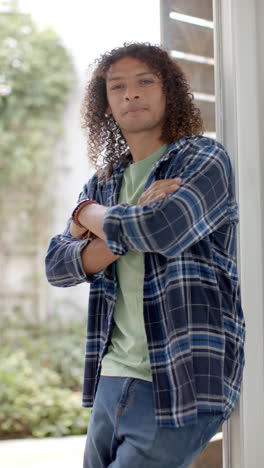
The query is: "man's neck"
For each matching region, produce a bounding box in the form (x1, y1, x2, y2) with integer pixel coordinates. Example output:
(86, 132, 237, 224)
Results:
(124, 132, 165, 163)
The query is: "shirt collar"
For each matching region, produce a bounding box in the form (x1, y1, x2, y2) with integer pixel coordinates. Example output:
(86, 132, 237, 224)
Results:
(111, 135, 195, 175)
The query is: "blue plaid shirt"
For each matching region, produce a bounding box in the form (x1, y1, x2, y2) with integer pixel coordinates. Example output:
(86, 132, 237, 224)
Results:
(45, 135, 245, 428)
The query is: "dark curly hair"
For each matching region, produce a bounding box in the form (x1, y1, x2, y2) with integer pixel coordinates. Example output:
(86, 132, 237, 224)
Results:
(81, 42, 204, 177)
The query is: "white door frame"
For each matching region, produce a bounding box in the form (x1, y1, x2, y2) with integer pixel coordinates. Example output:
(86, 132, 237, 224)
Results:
(213, 0, 264, 466)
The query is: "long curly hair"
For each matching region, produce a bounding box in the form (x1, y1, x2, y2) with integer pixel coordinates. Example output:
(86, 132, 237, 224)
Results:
(81, 42, 204, 177)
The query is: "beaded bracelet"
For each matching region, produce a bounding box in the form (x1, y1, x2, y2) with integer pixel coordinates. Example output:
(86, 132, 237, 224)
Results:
(71, 198, 98, 228)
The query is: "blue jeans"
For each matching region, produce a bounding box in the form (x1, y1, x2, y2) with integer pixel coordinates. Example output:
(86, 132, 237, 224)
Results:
(83, 376, 224, 468)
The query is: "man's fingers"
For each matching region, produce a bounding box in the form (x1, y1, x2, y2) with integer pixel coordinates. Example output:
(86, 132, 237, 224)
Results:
(151, 178, 181, 188)
(138, 178, 182, 205)
(144, 180, 181, 197)
(139, 186, 177, 205)
(140, 192, 166, 205)
(148, 178, 181, 192)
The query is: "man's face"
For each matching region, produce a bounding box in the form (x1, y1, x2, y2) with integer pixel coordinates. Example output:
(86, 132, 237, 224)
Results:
(106, 56, 166, 138)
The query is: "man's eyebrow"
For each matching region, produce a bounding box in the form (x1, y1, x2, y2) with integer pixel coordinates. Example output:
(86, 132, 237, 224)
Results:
(107, 72, 156, 82)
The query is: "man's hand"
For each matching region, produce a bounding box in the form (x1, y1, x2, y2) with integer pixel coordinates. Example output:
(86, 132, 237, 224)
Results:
(138, 178, 182, 205)
(70, 222, 88, 240)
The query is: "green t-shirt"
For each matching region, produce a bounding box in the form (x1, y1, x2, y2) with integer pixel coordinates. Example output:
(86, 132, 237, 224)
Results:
(101, 144, 168, 381)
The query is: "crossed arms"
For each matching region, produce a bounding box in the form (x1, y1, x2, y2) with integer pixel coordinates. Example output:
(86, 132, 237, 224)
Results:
(70, 178, 182, 274)
(45, 142, 233, 287)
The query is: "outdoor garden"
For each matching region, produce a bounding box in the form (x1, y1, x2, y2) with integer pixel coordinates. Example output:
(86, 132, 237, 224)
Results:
(0, 1, 90, 440)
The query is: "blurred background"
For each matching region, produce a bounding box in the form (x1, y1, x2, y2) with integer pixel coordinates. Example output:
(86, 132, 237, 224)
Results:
(1, 0, 263, 467)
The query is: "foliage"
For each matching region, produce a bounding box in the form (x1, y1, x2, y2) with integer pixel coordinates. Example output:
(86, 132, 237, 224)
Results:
(0, 351, 90, 438)
(0, 2, 74, 190)
(2, 311, 86, 390)
(0, 4, 87, 440)
(0, 311, 90, 439)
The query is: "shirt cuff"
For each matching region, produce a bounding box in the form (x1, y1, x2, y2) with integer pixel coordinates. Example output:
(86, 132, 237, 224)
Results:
(67, 236, 105, 284)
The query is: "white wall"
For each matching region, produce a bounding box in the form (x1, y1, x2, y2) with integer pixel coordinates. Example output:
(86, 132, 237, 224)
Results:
(256, 0, 264, 295)
(214, 0, 264, 466)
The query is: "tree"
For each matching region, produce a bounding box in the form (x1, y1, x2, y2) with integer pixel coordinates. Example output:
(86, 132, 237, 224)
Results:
(0, 1, 74, 189)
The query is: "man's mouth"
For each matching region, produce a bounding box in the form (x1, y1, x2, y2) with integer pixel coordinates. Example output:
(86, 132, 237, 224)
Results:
(125, 106, 147, 114)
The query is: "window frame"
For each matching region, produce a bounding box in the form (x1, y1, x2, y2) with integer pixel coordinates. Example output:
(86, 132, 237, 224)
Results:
(213, 0, 264, 466)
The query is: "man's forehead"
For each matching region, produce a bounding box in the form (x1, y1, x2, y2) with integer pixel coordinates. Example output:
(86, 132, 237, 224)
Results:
(106, 57, 156, 80)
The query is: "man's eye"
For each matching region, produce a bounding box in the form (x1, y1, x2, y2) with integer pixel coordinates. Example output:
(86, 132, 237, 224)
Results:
(139, 79, 154, 85)
(110, 84, 124, 90)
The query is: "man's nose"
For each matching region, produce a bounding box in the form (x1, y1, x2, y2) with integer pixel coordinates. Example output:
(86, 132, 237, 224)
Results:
(124, 83, 140, 100)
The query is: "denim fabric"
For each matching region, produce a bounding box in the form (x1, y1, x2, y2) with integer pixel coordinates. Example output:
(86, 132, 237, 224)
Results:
(83, 376, 224, 468)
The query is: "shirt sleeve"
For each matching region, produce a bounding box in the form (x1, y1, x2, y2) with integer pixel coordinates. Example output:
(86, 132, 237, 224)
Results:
(103, 143, 235, 258)
(45, 174, 105, 287)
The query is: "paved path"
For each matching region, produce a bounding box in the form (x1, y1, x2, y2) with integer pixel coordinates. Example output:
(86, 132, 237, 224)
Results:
(0, 435, 86, 468)
(0, 432, 222, 468)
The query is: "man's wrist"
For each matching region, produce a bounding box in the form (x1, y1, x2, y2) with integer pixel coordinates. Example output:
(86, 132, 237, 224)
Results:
(78, 203, 96, 228)
(71, 199, 99, 240)
(77, 203, 108, 242)
(71, 199, 98, 228)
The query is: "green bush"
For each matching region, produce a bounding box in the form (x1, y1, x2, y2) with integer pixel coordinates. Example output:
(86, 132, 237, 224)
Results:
(2, 315, 85, 390)
(0, 350, 90, 439)
(0, 4, 88, 440)
(0, 312, 90, 439)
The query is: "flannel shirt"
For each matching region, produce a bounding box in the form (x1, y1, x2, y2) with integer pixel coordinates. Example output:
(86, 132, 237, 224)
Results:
(45, 135, 245, 428)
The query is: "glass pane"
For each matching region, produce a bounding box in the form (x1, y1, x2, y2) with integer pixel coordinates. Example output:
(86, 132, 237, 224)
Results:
(160, 0, 216, 139)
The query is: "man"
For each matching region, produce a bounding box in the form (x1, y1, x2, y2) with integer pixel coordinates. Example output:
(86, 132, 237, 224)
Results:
(45, 43, 245, 468)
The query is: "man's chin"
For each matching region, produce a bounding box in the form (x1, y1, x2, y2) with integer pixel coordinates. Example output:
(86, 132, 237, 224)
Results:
(121, 123, 161, 134)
